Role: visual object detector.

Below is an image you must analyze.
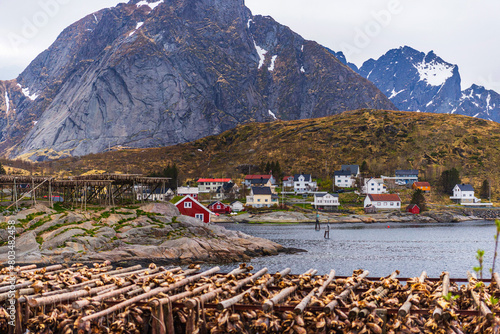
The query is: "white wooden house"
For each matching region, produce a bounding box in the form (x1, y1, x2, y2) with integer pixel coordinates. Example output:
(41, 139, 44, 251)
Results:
(230, 201, 245, 212)
(450, 184, 479, 204)
(363, 178, 387, 194)
(312, 193, 339, 211)
(364, 194, 401, 210)
(293, 174, 317, 194)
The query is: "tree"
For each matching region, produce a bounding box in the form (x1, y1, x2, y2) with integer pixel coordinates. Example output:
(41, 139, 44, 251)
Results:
(410, 189, 427, 211)
(360, 160, 369, 176)
(439, 168, 461, 195)
(0, 162, 5, 175)
(149, 163, 179, 189)
(480, 179, 490, 200)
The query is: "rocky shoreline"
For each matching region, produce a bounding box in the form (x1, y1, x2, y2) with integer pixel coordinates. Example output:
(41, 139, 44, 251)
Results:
(212, 208, 500, 224)
(0, 203, 284, 264)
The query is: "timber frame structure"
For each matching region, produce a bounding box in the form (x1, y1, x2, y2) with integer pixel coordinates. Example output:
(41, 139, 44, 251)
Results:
(0, 174, 171, 209)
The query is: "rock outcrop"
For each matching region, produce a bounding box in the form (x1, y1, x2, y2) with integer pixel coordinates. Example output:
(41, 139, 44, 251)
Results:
(0, 203, 283, 264)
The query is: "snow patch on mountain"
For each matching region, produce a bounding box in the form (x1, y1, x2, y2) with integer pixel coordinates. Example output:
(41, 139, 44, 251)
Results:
(389, 88, 404, 99)
(4, 92, 9, 114)
(413, 59, 454, 86)
(17, 84, 38, 101)
(129, 22, 144, 36)
(254, 42, 268, 69)
(136, 0, 163, 11)
(268, 110, 277, 120)
(268, 55, 277, 71)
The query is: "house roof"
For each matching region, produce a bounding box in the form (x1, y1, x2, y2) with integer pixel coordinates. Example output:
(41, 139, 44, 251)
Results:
(177, 187, 198, 194)
(230, 201, 243, 205)
(293, 174, 312, 181)
(341, 165, 359, 174)
(283, 176, 293, 180)
(456, 184, 474, 191)
(406, 204, 420, 210)
(250, 178, 270, 184)
(367, 194, 401, 202)
(245, 175, 272, 180)
(395, 169, 419, 176)
(334, 170, 352, 176)
(197, 178, 231, 183)
(174, 195, 214, 214)
(251, 187, 273, 195)
(208, 201, 228, 207)
(413, 182, 431, 187)
(315, 192, 339, 198)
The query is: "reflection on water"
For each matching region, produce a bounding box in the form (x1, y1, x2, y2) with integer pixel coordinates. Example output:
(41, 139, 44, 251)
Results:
(214, 221, 496, 278)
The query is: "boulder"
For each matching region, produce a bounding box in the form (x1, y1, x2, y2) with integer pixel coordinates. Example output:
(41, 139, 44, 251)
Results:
(140, 203, 179, 218)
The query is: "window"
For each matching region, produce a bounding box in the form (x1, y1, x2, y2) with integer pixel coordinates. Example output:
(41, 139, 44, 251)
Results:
(195, 214, 204, 221)
(265, 199, 268, 202)
(257, 199, 261, 202)
(184, 202, 192, 208)
(390, 202, 394, 206)
(217, 205, 221, 209)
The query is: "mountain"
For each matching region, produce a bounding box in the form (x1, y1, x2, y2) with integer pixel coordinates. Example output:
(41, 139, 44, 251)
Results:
(356, 46, 500, 122)
(0, 0, 394, 161)
(35, 109, 500, 198)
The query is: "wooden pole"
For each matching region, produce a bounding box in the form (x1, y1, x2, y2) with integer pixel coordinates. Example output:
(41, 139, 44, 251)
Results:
(80, 267, 220, 324)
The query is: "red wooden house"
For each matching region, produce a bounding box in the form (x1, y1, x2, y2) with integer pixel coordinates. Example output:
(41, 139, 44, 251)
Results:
(175, 195, 213, 223)
(208, 201, 232, 214)
(406, 204, 420, 214)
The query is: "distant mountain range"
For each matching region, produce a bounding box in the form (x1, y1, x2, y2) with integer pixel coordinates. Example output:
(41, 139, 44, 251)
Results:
(0, 0, 496, 162)
(334, 46, 500, 122)
(0, 0, 392, 161)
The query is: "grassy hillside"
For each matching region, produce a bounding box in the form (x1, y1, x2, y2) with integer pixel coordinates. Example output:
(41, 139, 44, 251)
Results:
(14, 109, 500, 199)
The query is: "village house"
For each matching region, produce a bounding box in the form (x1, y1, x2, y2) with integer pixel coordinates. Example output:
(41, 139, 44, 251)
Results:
(293, 174, 318, 194)
(412, 182, 431, 192)
(246, 187, 279, 208)
(177, 186, 199, 200)
(214, 182, 237, 200)
(334, 170, 355, 188)
(450, 184, 479, 204)
(283, 176, 294, 188)
(175, 195, 213, 223)
(334, 164, 360, 188)
(364, 194, 401, 210)
(363, 178, 387, 194)
(395, 170, 419, 185)
(243, 175, 276, 187)
(230, 201, 245, 212)
(208, 201, 232, 214)
(406, 204, 420, 214)
(197, 178, 232, 193)
(311, 193, 339, 211)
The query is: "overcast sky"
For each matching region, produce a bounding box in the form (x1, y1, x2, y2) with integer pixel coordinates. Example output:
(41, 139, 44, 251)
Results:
(1, 0, 499, 92)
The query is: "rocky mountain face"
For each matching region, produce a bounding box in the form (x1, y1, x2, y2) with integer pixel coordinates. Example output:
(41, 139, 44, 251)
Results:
(356, 46, 500, 122)
(0, 0, 394, 161)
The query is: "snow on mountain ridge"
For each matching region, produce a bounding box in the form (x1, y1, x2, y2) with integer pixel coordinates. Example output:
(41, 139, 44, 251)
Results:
(413, 59, 454, 86)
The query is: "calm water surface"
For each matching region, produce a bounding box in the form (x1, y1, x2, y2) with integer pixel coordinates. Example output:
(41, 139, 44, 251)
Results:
(215, 221, 497, 278)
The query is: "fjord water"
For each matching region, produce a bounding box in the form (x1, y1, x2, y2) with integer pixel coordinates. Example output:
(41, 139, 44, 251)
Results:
(217, 221, 496, 278)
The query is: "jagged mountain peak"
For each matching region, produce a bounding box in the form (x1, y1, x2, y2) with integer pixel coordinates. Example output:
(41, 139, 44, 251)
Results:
(355, 45, 499, 122)
(0, 0, 393, 161)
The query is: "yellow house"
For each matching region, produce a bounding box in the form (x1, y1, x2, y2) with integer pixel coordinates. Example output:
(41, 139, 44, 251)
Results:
(246, 187, 279, 208)
(412, 182, 431, 192)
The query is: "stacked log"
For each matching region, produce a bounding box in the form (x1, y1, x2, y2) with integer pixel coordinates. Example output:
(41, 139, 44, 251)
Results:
(1, 263, 500, 333)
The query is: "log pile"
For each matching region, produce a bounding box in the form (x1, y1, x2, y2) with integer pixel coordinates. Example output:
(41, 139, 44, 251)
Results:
(1, 263, 500, 333)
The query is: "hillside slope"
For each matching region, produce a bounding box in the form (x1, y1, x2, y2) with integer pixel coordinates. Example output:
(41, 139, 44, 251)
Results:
(39, 109, 500, 197)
